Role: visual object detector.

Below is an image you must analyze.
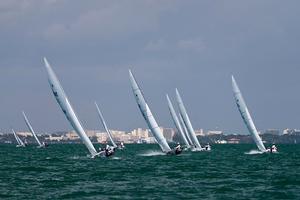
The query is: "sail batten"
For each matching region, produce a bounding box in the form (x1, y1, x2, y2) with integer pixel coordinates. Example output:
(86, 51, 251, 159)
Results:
(231, 76, 266, 152)
(22, 112, 42, 147)
(44, 58, 97, 156)
(129, 70, 171, 153)
(166, 94, 190, 147)
(175, 89, 202, 149)
(95, 102, 117, 148)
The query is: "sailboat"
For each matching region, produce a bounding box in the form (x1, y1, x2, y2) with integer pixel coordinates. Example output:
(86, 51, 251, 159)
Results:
(95, 102, 122, 151)
(43, 58, 106, 157)
(166, 94, 190, 148)
(129, 70, 182, 155)
(232, 75, 277, 153)
(12, 129, 25, 147)
(178, 112, 193, 147)
(175, 89, 207, 151)
(22, 111, 46, 148)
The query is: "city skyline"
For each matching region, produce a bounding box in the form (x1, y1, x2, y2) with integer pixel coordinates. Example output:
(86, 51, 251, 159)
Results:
(1, 1, 300, 133)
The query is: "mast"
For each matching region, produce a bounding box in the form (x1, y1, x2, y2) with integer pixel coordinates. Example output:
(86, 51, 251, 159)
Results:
(166, 94, 190, 147)
(95, 102, 117, 148)
(44, 57, 98, 157)
(12, 129, 21, 145)
(231, 76, 266, 152)
(129, 70, 171, 153)
(15, 130, 25, 146)
(22, 111, 42, 147)
(178, 112, 193, 146)
(175, 88, 202, 149)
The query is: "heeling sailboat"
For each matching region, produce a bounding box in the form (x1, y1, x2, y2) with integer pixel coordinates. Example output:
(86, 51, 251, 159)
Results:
(129, 70, 181, 154)
(43, 58, 98, 157)
(166, 94, 190, 148)
(12, 129, 25, 147)
(178, 112, 193, 146)
(95, 102, 117, 148)
(175, 89, 202, 150)
(22, 111, 43, 147)
(231, 76, 267, 152)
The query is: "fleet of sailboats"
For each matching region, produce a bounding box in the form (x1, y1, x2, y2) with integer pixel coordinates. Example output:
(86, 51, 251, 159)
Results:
(6, 59, 281, 155)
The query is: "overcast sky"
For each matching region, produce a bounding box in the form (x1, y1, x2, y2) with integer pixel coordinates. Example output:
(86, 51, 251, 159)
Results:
(1, 0, 300, 134)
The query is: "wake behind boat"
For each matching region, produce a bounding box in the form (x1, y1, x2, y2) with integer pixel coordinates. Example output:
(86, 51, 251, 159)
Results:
(232, 75, 277, 153)
(129, 70, 182, 155)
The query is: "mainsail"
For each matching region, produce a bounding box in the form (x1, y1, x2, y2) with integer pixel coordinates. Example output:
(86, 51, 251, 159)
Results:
(166, 94, 190, 147)
(44, 58, 98, 157)
(22, 111, 42, 147)
(175, 88, 202, 149)
(231, 76, 266, 152)
(12, 129, 25, 146)
(95, 102, 117, 148)
(178, 113, 193, 146)
(129, 70, 171, 153)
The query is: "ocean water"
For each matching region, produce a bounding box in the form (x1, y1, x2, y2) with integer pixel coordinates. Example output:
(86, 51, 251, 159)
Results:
(0, 144, 299, 200)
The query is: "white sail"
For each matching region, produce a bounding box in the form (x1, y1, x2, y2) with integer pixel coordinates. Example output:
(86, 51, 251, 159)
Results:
(44, 57, 98, 157)
(129, 70, 171, 153)
(95, 102, 117, 148)
(22, 111, 42, 147)
(178, 112, 193, 146)
(166, 94, 190, 147)
(231, 76, 266, 152)
(175, 88, 202, 149)
(12, 129, 24, 146)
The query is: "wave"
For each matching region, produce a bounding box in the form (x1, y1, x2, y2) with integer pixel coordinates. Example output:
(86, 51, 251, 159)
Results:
(138, 150, 166, 157)
(245, 150, 264, 155)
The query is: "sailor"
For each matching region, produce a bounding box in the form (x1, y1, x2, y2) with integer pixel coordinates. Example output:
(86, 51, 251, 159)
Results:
(175, 143, 181, 152)
(205, 143, 211, 151)
(120, 142, 124, 148)
(271, 144, 277, 152)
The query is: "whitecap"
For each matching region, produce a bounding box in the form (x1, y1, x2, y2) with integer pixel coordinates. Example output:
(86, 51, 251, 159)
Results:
(138, 150, 166, 157)
(245, 150, 264, 155)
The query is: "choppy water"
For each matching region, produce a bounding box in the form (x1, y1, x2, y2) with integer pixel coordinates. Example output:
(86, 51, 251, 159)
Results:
(0, 144, 299, 199)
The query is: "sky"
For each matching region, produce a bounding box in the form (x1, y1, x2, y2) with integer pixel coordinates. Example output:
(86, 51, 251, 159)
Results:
(1, 0, 300, 134)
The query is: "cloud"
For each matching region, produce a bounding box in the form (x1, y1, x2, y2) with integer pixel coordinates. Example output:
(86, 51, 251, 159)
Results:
(144, 39, 167, 51)
(43, 1, 176, 41)
(177, 37, 206, 53)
